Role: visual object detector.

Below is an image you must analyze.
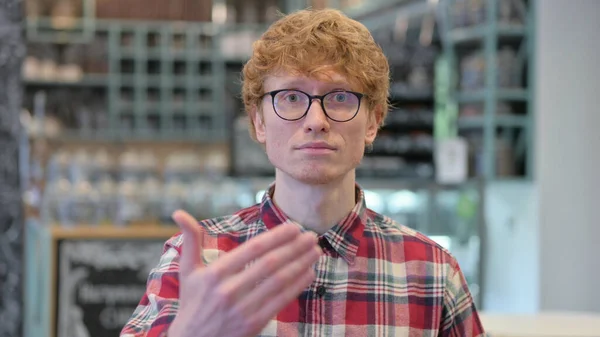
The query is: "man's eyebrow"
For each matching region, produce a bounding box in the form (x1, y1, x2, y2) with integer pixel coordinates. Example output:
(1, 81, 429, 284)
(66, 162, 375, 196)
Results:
(277, 79, 352, 88)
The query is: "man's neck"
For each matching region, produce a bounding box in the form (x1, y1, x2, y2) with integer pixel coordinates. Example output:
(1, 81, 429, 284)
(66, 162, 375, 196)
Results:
(272, 171, 357, 234)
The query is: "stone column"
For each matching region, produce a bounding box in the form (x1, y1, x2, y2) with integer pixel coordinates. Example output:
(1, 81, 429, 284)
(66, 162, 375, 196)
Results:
(0, 1, 25, 336)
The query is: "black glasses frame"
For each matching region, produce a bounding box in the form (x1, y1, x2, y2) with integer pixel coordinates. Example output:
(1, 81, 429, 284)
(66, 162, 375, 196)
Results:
(262, 89, 365, 122)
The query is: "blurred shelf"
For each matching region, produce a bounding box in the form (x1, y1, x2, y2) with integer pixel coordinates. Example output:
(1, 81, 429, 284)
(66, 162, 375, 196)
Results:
(144, 104, 215, 114)
(456, 89, 529, 103)
(119, 49, 215, 60)
(389, 85, 434, 101)
(115, 75, 214, 88)
(368, 150, 433, 158)
(49, 224, 179, 239)
(439, 0, 535, 181)
(384, 122, 434, 130)
(344, 0, 434, 31)
(223, 55, 251, 63)
(241, 175, 484, 191)
(24, 75, 109, 87)
(24, 16, 257, 143)
(24, 75, 214, 89)
(118, 75, 138, 87)
(26, 17, 268, 34)
(458, 115, 528, 129)
(448, 24, 526, 44)
(344, 0, 410, 19)
(31, 129, 226, 143)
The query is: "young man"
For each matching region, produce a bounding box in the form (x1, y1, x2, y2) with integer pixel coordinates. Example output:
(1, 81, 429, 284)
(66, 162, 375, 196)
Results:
(121, 8, 485, 337)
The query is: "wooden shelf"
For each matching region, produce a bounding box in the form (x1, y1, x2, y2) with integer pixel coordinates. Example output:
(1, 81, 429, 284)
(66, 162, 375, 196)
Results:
(448, 24, 526, 44)
(456, 89, 529, 103)
(458, 115, 529, 129)
(24, 74, 109, 87)
(49, 224, 180, 239)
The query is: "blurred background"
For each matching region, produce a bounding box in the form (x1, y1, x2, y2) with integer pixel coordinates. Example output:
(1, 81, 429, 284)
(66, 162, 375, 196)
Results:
(0, 0, 598, 336)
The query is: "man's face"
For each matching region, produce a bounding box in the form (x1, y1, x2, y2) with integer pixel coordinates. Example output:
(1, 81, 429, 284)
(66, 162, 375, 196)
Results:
(252, 70, 381, 185)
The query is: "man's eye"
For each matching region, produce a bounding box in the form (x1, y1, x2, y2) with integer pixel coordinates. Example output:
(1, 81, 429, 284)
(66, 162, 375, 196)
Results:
(286, 94, 300, 102)
(334, 94, 347, 102)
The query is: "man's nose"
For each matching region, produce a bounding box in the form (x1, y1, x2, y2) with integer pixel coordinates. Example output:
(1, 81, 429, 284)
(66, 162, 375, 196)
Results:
(303, 99, 330, 132)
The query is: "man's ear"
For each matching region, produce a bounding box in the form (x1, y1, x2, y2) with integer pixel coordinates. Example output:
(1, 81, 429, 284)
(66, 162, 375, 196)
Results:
(251, 106, 266, 143)
(365, 104, 384, 145)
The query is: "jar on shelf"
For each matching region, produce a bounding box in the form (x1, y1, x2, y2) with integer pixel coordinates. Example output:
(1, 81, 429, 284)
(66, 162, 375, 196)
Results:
(68, 180, 100, 226)
(186, 179, 214, 221)
(96, 175, 117, 225)
(140, 177, 164, 225)
(115, 178, 144, 226)
(42, 178, 72, 225)
(160, 179, 189, 225)
(47, 149, 71, 183)
(69, 149, 92, 183)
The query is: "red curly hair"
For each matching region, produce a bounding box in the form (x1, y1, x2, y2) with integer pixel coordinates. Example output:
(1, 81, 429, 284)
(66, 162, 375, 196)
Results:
(241, 8, 390, 141)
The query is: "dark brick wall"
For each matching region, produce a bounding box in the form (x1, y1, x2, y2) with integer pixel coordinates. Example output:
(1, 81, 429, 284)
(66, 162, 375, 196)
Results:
(0, 0, 25, 336)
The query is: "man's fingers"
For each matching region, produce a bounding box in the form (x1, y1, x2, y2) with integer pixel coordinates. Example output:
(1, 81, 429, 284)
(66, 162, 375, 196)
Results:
(172, 210, 205, 279)
(233, 242, 321, 315)
(222, 231, 319, 298)
(251, 266, 316, 326)
(209, 224, 304, 279)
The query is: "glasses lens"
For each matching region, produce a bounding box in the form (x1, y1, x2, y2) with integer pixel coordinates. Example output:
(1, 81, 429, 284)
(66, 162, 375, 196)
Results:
(323, 91, 360, 121)
(273, 90, 310, 120)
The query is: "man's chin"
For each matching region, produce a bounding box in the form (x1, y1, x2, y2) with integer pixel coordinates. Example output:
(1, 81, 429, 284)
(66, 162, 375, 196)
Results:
(289, 167, 346, 186)
(295, 175, 335, 185)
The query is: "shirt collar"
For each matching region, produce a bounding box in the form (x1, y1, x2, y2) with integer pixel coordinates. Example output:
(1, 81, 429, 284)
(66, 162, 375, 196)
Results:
(259, 182, 367, 265)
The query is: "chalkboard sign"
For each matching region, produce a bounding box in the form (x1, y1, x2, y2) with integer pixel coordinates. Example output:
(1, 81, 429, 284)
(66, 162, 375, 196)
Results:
(55, 238, 166, 337)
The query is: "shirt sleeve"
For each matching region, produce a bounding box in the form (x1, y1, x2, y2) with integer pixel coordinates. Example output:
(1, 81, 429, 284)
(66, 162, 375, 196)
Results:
(439, 257, 487, 337)
(120, 234, 183, 337)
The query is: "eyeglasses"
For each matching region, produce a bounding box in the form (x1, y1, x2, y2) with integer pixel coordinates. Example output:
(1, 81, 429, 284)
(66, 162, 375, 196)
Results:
(262, 89, 364, 122)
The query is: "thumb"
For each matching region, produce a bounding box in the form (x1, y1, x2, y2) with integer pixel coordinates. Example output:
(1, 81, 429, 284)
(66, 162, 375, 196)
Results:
(172, 209, 205, 279)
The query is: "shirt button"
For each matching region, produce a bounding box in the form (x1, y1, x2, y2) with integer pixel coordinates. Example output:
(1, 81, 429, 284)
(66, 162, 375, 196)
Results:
(316, 285, 327, 297)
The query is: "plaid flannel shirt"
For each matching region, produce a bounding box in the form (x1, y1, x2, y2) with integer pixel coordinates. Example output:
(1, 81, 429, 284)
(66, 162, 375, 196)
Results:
(121, 184, 485, 336)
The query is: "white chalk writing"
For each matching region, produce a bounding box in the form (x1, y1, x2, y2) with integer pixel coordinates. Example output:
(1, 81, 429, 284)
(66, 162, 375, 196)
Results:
(61, 240, 164, 276)
(78, 283, 146, 305)
(99, 306, 138, 329)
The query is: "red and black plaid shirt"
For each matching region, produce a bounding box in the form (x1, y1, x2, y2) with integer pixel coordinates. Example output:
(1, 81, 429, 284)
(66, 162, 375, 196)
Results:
(121, 183, 485, 336)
